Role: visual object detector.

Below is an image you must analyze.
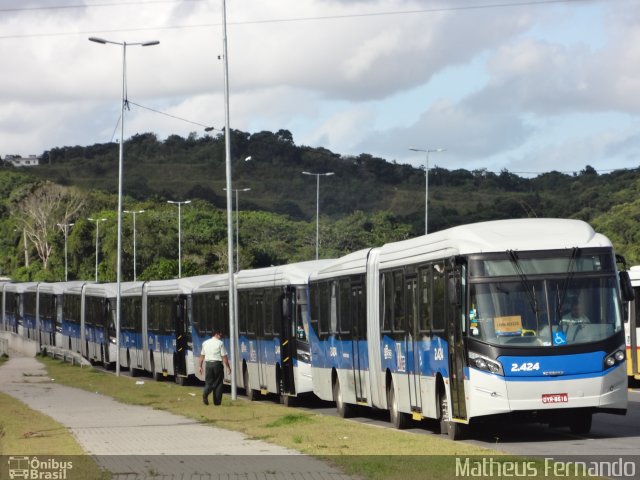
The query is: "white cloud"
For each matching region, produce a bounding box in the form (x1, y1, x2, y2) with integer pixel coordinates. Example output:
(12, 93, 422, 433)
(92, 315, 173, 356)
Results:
(1, 0, 639, 179)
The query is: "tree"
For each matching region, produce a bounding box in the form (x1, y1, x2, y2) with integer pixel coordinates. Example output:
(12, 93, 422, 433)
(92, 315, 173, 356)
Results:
(13, 182, 85, 270)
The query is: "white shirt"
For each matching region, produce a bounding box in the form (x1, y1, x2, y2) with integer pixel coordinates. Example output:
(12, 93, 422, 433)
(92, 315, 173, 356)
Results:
(200, 336, 227, 362)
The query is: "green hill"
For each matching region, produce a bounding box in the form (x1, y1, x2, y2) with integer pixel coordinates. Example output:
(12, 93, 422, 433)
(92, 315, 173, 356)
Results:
(2, 129, 640, 281)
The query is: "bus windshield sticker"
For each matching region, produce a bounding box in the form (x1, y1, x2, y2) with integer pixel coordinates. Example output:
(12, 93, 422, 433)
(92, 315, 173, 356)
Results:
(494, 316, 523, 336)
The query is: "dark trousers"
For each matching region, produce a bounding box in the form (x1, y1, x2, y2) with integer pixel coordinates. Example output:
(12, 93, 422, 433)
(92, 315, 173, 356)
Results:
(203, 361, 224, 405)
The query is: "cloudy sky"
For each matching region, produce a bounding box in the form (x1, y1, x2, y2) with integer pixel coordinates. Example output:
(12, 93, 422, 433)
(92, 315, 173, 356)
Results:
(1, 0, 639, 176)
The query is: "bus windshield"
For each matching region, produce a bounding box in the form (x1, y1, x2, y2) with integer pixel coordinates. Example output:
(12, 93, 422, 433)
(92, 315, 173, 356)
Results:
(469, 261, 622, 347)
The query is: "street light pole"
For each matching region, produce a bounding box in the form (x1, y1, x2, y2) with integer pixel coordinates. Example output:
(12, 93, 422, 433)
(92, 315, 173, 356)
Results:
(302, 171, 334, 260)
(220, 0, 239, 400)
(57, 223, 75, 281)
(224, 188, 251, 272)
(409, 147, 446, 235)
(123, 210, 145, 281)
(89, 36, 158, 377)
(88, 217, 107, 282)
(167, 200, 191, 278)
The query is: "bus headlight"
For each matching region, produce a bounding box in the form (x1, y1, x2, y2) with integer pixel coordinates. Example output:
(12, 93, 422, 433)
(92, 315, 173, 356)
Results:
(469, 351, 504, 376)
(604, 347, 626, 369)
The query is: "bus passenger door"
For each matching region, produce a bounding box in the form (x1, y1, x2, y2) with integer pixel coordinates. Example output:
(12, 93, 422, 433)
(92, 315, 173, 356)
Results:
(446, 260, 467, 422)
(350, 283, 367, 403)
(279, 287, 295, 395)
(405, 275, 422, 418)
(174, 294, 189, 379)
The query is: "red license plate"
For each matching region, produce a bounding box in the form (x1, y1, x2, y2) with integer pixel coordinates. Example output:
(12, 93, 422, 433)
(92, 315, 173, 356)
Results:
(542, 393, 568, 404)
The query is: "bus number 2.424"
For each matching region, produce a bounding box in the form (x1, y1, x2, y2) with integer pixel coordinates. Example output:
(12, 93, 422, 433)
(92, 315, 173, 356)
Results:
(511, 362, 540, 372)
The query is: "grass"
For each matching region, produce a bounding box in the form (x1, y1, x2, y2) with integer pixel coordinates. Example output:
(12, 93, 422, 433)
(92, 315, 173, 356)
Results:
(0, 391, 109, 479)
(37, 356, 595, 480)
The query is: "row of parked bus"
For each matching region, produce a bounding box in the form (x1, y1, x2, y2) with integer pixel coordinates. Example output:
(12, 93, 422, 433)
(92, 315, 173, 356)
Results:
(1, 218, 637, 439)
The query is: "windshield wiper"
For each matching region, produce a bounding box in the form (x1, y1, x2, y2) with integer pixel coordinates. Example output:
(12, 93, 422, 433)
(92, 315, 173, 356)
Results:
(507, 250, 539, 324)
(556, 247, 579, 321)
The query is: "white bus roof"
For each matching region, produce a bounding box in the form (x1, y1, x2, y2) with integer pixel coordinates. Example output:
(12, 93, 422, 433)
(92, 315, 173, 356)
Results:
(377, 218, 611, 270)
(236, 260, 335, 290)
(143, 277, 195, 296)
(3, 282, 39, 294)
(310, 249, 371, 281)
(82, 282, 144, 298)
(189, 274, 229, 294)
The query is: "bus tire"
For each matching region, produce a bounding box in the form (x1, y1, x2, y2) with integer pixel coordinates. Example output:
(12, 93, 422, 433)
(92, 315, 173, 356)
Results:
(388, 382, 409, 430)
(150, 354, 162, 381)
(333, 379, 353, 418)
(244, 368, 256, 401)
(569, 412, 592, 435)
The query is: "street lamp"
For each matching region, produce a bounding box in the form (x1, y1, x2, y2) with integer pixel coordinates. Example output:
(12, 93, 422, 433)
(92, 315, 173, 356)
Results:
(57, 222, 74, 281)
(123, 210, 145, 281)
(87, 217, 107, 282)
(223, 187, 251, 272)
(302, 171, 334, 260)
(89, 35, 159, 377)
(409, 147, 446, 235)
(167, 200, 191, 278)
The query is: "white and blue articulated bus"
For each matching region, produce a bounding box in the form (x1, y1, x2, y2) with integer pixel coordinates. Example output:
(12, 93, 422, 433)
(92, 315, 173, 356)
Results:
(35, 282, 62, 348)
(36, 282, 85, 349)
(2, 282, 27, 335)
(309, 218, 632, 439)
(3, 282, 38, 339)
(61, 282, 87, 354)
(625, 266, 640, 382)
(117, 281, 145, 376)
(236, 261, 334, 405)
(142, 278, 194, 382)
(190, 274, 230, 384)
(82, 283, 119, 367)
(22, 283, 40, 341)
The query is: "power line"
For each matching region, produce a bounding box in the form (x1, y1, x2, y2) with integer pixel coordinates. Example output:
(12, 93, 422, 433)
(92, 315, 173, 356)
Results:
(127, 101, 215, 130)
(0, 0, 203, 14)
(0, 0, 594, 40)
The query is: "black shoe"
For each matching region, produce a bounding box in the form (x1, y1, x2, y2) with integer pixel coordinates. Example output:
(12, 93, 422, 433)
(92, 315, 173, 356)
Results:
(203, 396, 209, 405)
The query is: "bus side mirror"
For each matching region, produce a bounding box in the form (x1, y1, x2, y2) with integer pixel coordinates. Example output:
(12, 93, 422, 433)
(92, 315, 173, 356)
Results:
(620, 271, 635, 302)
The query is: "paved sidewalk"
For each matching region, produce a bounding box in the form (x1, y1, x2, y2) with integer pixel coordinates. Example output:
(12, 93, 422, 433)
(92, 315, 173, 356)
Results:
(0, 352, 352, 480)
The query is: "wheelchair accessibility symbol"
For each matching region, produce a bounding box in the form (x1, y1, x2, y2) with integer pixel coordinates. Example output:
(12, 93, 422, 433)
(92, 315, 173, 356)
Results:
(553, 331, 567, 345)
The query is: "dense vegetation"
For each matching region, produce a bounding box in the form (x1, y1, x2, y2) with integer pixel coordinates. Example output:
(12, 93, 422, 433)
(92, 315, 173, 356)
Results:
(1, 129, 639, 282)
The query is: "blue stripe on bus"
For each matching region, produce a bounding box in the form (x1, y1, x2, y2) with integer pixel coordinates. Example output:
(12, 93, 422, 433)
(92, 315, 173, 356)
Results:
(499, 351, 607, 377)
(473, 362, 623, 381)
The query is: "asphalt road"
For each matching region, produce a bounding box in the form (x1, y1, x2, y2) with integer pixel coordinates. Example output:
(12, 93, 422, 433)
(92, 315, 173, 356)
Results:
(112, 365, 640, 461)
(292, 388, 640, 459)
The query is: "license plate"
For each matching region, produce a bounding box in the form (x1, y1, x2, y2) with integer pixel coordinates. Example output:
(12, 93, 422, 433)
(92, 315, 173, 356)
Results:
(542, 393, 568, 404)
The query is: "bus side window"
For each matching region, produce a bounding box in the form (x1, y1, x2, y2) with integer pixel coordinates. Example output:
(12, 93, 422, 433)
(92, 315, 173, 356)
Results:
(339, 279, 350, 334)
(381, 272, 393, 333)
(393, 270, 405, 333)
(419, 266, 431, 333)
(432, 263, 446, 332)
(330, 281, 339, 334)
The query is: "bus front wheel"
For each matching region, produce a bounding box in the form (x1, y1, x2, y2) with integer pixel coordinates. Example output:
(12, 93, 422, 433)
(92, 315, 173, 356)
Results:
(569, 412, 592, 435)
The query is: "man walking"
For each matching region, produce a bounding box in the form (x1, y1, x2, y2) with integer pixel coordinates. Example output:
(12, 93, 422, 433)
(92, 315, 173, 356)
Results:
(199, 330, 231, 406)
